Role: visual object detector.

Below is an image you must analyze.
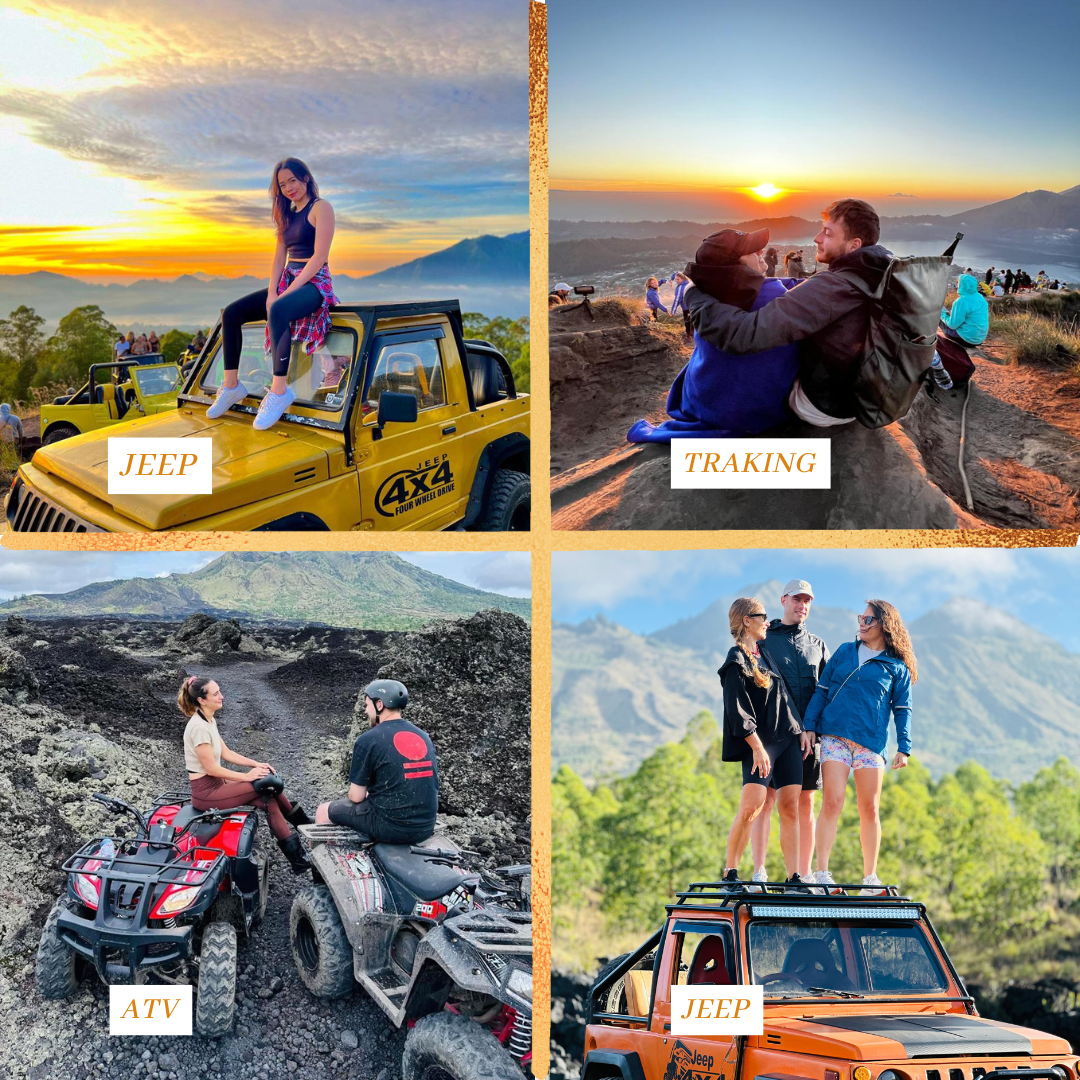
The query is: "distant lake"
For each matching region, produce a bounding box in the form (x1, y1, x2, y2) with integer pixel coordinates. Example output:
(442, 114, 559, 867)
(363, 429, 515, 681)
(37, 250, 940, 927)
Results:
(859, 238, 1077, 283)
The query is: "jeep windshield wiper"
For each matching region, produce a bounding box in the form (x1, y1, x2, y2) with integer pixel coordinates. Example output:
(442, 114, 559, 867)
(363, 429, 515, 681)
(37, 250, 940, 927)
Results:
(805, 986, 864, 998)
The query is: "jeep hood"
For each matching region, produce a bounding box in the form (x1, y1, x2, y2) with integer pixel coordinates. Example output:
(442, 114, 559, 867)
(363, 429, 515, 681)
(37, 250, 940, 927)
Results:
(31, 410, 336, 530)
(761, 1013, 1070, 1061)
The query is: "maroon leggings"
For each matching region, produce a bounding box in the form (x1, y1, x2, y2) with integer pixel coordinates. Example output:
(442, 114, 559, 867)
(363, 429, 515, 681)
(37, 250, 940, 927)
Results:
(190, 774, 294, 840)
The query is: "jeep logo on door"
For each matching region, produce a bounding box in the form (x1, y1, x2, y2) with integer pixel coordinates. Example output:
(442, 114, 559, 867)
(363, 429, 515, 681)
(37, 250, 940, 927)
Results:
(375, 455, 455, 517)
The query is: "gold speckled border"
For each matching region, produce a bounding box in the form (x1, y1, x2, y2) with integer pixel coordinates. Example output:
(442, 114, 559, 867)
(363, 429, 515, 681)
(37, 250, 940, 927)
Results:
(4, 4, 1079, 1074)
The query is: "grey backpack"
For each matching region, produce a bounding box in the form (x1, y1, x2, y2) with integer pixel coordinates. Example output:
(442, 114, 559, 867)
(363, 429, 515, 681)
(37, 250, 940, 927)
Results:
(836, 241, 958, 428)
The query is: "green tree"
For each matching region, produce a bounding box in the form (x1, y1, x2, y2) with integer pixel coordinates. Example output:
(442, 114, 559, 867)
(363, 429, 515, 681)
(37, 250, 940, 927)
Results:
(160, 328, 195, 365)
(601, 742, 727, 929)
(1015, 756, 1080, 900)
(462, 313, 529, 393)
(33, 306, 117, 390)
(0, 306, 46, 401)
(552, 765, 617, 913)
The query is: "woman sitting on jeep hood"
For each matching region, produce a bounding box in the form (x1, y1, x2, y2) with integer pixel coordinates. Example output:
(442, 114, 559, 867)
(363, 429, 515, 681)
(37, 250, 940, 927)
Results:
(179, 675, 311, 873)
(718, 598, 813, 888)
(802, 599, 916, 894)
(206, 156, 339, 431)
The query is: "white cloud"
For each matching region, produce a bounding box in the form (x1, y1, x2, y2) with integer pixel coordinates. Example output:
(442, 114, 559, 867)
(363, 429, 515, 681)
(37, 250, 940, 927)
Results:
(396, 552, 531, 598)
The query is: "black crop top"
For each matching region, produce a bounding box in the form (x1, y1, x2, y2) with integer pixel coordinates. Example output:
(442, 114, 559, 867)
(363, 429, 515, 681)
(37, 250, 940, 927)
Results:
(283, 198, 319, 261)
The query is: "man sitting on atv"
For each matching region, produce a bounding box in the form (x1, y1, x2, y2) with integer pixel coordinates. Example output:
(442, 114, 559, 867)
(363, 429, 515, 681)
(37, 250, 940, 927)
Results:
(315, 680, 440, 844)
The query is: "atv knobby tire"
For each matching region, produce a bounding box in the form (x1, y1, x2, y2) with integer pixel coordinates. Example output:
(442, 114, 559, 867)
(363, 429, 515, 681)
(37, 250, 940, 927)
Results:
(36, 898, 80, 999)
(42, 424, 80, 446)
(195, 921, 237, 1037)
(403, 1010, 524, 1080)
(478, 469, 530, 531)
(290, 885, 353, 999)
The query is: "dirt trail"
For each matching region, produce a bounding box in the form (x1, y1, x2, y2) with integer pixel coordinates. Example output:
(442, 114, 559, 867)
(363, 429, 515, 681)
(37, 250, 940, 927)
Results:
(551, 319, 1080, 530)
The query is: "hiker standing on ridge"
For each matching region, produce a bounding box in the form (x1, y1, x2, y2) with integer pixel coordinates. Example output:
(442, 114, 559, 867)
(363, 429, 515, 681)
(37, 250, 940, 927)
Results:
(764, 247, 779, 277)
(802, 599, 916, 896)
(1004, 269, 1015, 294)
(718, 597, 814, 890)
(686, 198, 894, 428)
(750, 579, 830, 884)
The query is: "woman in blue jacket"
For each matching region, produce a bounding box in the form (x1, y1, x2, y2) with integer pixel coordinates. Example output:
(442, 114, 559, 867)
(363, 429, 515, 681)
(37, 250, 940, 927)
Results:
(940, 273, 989, 346)
(801, 599, 917, 894)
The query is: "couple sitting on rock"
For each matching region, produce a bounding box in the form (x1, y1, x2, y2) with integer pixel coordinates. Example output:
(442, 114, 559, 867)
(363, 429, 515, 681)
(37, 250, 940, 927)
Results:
(179, 676, 438, 875)
(629, 198, 907, 441)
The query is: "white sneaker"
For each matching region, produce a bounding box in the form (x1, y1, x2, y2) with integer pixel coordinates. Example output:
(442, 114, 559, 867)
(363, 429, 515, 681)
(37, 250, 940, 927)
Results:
(815, 869, 844, 895)
(206, 381, 249, 418)
(751, 866, 768, 883)
(252, 386, 296, 430)
(861, 873, 887, 896)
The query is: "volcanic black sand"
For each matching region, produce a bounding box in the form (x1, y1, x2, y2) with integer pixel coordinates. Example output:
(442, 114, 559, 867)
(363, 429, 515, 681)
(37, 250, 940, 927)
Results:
(0, 610, 530, 1080)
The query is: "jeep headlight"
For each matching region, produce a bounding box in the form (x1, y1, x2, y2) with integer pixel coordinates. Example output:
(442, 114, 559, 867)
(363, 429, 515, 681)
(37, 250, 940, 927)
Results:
(507, 968, 533, 1003)
(156, 886, 201, 916)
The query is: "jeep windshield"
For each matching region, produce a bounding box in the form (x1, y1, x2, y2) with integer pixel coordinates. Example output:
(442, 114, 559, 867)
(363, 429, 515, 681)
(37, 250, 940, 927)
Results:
(131, 365, 180, 397)
(197, 324, 357, 414)
(747, 916, 949, 998)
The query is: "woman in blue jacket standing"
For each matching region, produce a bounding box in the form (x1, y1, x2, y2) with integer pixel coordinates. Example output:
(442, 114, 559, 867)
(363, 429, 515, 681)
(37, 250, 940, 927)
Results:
(802, 599, 917, 894)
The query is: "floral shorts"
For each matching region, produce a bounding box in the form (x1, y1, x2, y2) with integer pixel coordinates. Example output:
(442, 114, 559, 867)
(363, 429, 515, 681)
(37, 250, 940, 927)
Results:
(819, 735, 885, 771)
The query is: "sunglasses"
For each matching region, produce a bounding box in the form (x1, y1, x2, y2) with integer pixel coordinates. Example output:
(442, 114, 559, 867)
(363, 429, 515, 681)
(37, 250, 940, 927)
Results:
(747, 612, 768, 621)
(857, 615, 879, 626)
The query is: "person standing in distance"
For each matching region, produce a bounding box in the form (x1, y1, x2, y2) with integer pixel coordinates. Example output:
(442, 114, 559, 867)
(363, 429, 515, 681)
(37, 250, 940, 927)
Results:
(316, 680, 439, 845)
(750, 579, 830, 883)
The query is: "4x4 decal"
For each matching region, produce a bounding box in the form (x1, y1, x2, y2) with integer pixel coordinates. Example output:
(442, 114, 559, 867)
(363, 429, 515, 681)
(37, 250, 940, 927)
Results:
(664, 1041, 720, 1080)
(375, 455, 455, 517)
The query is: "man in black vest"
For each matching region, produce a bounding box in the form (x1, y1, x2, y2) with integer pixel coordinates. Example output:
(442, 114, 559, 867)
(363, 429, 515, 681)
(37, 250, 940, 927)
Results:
(754, 579, 830, 882)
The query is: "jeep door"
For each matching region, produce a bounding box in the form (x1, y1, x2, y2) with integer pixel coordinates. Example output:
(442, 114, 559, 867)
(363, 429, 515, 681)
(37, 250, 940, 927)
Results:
(647, 920, 739, 1080)
(354, 323, 469, 529)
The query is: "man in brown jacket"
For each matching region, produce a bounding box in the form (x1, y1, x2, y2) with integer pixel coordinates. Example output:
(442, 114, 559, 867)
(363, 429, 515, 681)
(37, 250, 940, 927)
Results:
(686, 198, 891, 426)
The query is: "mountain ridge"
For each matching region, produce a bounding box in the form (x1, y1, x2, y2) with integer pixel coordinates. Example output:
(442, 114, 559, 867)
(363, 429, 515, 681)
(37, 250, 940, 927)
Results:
(0, 552, 531, 630)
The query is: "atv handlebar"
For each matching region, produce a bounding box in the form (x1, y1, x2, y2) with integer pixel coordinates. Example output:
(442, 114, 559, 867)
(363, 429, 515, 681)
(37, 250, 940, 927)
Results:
(93, 792, 150, 836)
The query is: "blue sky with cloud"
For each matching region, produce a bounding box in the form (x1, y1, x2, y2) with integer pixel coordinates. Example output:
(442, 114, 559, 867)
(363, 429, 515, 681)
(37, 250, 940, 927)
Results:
(553, 549, 1080, 651)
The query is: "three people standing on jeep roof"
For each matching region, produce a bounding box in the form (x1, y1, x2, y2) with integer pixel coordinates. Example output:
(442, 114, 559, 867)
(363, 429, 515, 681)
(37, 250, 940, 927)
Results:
(317, 680, 440, 845)
(718, 598, 815, 888)
(750, 580, 829, 883)
(207, 156, 339, 431)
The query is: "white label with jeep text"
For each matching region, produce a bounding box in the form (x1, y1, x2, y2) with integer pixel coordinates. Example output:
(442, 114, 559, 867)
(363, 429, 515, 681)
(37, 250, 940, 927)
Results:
(107, 438, 213, 495)
(670, 439, 831, 489)
(669, 984, 763, 1036)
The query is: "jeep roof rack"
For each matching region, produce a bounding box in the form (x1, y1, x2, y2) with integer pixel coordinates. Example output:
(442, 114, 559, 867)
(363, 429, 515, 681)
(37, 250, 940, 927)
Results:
(668, 879, 912, 912)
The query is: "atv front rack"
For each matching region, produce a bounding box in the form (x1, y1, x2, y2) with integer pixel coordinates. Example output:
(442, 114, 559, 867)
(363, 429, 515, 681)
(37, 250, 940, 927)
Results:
(444, 909, 533, 955)
(63, 836, 226, 892)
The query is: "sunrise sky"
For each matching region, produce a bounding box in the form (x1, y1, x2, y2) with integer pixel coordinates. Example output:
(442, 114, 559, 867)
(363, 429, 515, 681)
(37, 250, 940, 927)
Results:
(0, 0, 528, 283)
(549, 0, 1080, 222)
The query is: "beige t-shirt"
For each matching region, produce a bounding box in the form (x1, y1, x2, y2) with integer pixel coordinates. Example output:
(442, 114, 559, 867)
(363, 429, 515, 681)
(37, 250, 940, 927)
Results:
(184, 714, 222, 776)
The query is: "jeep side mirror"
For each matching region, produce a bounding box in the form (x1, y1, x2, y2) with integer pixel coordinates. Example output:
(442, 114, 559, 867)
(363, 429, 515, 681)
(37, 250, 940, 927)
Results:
(373, 391, 418, 440)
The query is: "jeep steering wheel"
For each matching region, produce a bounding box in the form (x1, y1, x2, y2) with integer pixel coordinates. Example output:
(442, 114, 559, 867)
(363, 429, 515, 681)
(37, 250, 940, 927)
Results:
(759, 971, 805, 987)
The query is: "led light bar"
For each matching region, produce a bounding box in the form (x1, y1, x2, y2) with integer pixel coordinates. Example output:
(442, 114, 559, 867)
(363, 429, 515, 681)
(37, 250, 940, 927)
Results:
(750, 905, 920, 919)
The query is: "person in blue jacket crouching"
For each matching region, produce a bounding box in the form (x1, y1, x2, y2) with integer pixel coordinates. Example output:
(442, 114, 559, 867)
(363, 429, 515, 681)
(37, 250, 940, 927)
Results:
(801, 598, 917, 895)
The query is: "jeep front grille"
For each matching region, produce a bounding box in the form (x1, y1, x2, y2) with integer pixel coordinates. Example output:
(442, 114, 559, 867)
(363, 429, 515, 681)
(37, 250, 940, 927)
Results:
(9, 485, 101, 532)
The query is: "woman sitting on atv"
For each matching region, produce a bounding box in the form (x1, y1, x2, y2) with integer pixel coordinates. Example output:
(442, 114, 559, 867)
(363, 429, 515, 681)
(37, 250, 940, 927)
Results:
(179, 675, 311, 873)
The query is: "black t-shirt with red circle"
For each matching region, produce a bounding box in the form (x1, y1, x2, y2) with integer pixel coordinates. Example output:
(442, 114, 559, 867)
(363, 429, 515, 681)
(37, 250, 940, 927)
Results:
(348, 718, 439, 839)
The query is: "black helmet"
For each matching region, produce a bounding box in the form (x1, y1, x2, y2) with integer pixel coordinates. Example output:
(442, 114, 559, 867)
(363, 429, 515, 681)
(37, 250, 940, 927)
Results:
(364, 679, 408, 711)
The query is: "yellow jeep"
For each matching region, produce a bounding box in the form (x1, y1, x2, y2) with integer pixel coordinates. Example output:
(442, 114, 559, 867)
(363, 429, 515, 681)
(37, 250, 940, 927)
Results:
(38, 357, 182, 444)
(6, 301, 530, 532)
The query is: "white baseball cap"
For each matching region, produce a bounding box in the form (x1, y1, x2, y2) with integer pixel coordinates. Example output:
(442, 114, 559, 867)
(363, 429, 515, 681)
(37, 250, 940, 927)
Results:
(554, 282, 571, 292)
(782, 579, 814, 598)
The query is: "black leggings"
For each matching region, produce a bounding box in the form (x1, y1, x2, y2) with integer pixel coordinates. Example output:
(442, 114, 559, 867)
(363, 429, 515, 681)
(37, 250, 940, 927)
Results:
(221, 282, 323, 378)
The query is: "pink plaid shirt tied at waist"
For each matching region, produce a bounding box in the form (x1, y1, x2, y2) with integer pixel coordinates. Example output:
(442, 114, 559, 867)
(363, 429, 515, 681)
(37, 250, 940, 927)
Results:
(264, 263, 340, 357)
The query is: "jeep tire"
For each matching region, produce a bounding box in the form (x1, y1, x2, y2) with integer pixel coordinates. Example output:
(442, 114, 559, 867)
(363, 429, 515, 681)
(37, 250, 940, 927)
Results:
(36, 897, 81, 999)
(403, 1010, 524, 1080)
(478, 469, 530, 531)
(195, 921, 237, 1037)
(290, 885, 353, 999)
(42, 424, 80, 446)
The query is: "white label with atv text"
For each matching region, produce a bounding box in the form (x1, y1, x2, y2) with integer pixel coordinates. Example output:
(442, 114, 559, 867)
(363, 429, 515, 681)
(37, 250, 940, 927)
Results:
(109, 985, 192, 1036)
(669, 985, 763, 1036)
(670, 439, 831, 489)
(107, 438, 213, 495)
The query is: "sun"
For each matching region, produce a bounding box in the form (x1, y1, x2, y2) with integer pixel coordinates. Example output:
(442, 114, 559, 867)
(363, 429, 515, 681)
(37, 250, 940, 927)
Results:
(750, 183, 782, 200)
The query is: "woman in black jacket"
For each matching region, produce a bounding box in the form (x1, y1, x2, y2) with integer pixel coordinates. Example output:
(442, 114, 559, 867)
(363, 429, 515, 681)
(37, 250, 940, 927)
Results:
(719, 597, 813, 886)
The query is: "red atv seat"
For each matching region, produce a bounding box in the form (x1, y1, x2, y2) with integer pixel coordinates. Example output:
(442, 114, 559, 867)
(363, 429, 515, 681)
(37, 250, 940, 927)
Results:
(689, 935, 732, 985)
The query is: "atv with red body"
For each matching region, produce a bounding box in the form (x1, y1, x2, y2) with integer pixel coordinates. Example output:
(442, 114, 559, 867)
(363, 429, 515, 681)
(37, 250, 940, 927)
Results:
(35, 782, 280, 1036)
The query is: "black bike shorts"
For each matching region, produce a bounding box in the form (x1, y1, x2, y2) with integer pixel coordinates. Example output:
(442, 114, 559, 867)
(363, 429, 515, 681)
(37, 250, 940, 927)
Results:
(741, 738, 803, 790)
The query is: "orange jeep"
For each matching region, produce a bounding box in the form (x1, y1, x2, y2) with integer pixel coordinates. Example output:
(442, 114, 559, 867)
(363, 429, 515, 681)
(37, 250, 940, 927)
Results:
(583, 880, 1077, 1080)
